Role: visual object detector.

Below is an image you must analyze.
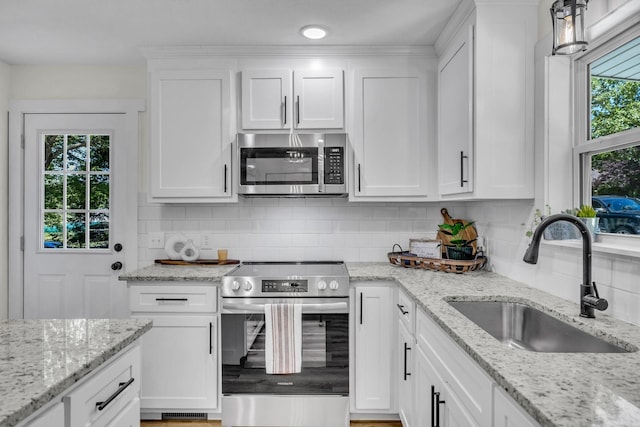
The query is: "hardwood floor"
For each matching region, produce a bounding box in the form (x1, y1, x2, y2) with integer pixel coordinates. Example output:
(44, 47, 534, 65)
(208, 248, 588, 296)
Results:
(141, 421, 402, 427)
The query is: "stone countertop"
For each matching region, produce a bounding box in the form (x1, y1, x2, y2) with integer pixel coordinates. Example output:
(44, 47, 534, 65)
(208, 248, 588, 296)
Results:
(119, 263, 238, 282)
(0, 318, 152, 427)
(347, 262, 640, 427)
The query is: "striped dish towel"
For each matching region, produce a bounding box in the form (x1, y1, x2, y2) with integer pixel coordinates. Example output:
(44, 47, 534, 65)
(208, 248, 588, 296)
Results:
(264, 303, 302, 374)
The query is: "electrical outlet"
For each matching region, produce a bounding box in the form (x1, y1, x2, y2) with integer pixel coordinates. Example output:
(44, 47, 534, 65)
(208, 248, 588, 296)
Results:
(201, 233, 215, 250)
(148, 232, 165, 249)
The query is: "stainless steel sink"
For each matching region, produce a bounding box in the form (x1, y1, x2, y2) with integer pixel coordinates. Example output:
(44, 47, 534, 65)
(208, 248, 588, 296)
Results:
(448, 300, 631, 353)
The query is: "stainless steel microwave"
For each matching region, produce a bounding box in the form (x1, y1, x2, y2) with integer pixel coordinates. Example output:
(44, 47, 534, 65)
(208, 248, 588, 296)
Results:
(237, 133, 347, 196)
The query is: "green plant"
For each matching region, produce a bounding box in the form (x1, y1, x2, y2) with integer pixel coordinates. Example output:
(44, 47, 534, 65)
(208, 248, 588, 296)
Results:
(525, 205, 551, 238)
(438, 221, 476, 248)
(575, 204, 597, 218)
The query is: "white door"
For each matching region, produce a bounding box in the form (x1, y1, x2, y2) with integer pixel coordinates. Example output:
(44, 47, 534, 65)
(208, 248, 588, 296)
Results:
(241, 69, 291, 129)
(293, 69, 344, 129)
(23, 113, 129, 319)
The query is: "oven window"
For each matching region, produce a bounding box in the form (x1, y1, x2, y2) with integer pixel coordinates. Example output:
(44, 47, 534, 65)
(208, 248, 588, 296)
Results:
(241, 147, 318, 185)
(221, 313, 348, 395)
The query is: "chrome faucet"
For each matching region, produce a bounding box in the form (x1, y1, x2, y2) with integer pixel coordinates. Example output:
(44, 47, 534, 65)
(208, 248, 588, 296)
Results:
(523, 214, 608, 318)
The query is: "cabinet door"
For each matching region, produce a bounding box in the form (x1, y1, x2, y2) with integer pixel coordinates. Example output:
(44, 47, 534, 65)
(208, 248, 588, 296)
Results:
(353, 285, 394, 411)
(136, 315, 218, 411)
(351, 68, 428, 198)
(494, 386, 539, 427)
(293, 69, 344, 129)
(24, 401, 64, 427)
(241, 69, 291, 129)
(149, 69, 232, 201)
(398, 321, 414, 427)
(101, 398, 140, 427)
(438, 24, 474, 196)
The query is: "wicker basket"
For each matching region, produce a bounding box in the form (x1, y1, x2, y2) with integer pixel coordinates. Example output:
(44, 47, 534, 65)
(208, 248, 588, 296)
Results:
(387, 251, 486, 274)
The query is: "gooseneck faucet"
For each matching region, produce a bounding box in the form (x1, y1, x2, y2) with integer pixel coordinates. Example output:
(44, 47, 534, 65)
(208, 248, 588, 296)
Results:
(523, 214, 608, 318)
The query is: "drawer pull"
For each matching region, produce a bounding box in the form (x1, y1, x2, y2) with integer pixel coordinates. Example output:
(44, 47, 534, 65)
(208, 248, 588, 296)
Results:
(397, 304, 409, 315)
(96, 378, 134, 411)
(155, 298, 188, 302)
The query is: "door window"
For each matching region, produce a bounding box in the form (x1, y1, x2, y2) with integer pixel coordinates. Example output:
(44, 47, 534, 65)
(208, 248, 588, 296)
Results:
(42, 133, 111, 249)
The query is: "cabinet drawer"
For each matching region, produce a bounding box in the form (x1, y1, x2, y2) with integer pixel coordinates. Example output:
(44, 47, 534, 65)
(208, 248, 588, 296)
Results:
(66, 344, 141, 427)
(396, 288, 415, 334)
(129, 284, 217, 313)
(416, 308, 492, 426)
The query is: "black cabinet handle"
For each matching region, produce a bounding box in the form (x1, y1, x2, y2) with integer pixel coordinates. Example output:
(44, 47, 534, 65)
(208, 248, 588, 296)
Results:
(209, 322, 213, 355)
(155, 298, 188, 302)
(403, 342, 411, 381)
(397, 304, 409, 315)
(224, 164, 228, 193)
(283, 96, 287, 125)
(359, 292, 363, 325)
(96, 378, 134, 411)
(296, 95, 300, 125)
(431, 385, 445, 427)
(357, 164, 362, 193)
(460, 151, 469, 187)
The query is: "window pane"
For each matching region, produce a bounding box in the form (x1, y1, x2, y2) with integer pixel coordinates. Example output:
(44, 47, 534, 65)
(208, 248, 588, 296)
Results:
(90, 175, 109, 209)
(67, 175, 86, 209)
(44, 175, 63, 209)
(90, 135, 110, 172)
(43, 212, 63, 249)
(44, 135, 64, 171)
(90, 213, 109, 249)
(590, 37, 640, 139)
(591, 146, 640, 234)
(67, 213, 86, 248)
(67, 135, 87, 171)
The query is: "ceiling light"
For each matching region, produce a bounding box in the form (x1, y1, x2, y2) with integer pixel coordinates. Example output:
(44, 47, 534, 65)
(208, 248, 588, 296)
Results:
(550, 0, 589, 55)
(301, 25, 327, 40)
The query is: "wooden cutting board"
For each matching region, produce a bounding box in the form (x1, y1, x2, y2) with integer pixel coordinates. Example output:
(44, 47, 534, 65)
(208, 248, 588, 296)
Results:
(154, 259, 240, 266)
(436, 208, 478, 255)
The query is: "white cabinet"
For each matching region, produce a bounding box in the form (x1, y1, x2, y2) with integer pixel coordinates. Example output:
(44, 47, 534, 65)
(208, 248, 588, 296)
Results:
(493, 385, 539, 427)
(149, 69, 234, 202)
(66, 344, 141, 427)
(436, 3, 536, 199)
(352, 282, 395, 413)
(129, 283, 218, 417)
(438, 24, 474, 195)
(396, 288, 416, 427)
(350, 68, 430, 199)
(241, 69, 290, 129)
(20, 401, 64, 427)
(241, 68, 343, 130)
(415, 307, 492, 426)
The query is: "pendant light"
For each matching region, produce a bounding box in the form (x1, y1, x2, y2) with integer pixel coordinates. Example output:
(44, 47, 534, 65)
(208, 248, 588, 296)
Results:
(551, 0, 589, 55)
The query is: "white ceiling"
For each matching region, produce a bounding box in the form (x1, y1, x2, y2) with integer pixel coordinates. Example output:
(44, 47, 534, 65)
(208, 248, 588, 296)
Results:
(0, 0, 463, 65)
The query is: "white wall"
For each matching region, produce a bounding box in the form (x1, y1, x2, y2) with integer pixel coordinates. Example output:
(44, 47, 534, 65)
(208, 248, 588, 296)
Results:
(0, 61, 9, 319)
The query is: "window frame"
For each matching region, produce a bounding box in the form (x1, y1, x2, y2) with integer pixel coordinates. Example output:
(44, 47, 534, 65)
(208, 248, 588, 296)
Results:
(573, 18, 640, 243)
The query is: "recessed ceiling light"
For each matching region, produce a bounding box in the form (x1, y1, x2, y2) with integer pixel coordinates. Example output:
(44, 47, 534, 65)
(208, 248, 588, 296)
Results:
(301, 25, 327, 40)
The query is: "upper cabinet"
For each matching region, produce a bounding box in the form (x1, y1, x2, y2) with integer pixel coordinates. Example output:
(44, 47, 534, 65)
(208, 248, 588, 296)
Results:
(437, 2, 537, 199)
(349, 66, 434, 200)
(149, 68, 235, 203)
(241, 68, 344, 130)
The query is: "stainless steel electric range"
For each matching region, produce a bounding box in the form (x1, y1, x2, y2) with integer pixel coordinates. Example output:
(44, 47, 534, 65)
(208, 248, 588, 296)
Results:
(220, 261, 350, 427)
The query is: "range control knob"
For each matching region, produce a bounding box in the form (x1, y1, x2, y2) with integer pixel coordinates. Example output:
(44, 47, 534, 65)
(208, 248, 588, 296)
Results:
(317, 280, 327, 290)
(329, 280, 340, 290)
(243, 281, 253, 291)
(231, 280, 241, 291)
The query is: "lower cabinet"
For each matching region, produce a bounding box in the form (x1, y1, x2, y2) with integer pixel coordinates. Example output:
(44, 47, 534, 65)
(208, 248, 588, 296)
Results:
(413, 306, 540, 427)
(352, 282, 396, 414)
(398, 321, 415, 427)
(128, 283, 218, 418)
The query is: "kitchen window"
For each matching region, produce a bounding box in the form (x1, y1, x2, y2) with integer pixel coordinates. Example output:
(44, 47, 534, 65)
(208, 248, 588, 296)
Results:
(574, 24, 640, 243)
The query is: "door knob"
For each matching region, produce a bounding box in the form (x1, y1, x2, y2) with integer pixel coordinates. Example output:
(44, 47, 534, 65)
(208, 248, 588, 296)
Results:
(111, 262, 123, 271)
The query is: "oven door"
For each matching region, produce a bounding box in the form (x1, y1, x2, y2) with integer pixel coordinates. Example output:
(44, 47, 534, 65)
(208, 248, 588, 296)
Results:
(221, 298, 349, 396)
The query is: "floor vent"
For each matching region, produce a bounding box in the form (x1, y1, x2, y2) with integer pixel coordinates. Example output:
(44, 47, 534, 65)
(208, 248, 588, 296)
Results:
(161, 412, 207, 420)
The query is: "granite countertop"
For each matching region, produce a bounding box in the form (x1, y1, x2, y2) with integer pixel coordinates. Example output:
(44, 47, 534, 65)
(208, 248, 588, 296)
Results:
(347, 262, 640, 427)
(119, 263, 237, 282)
(0, 318, 152, 427)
